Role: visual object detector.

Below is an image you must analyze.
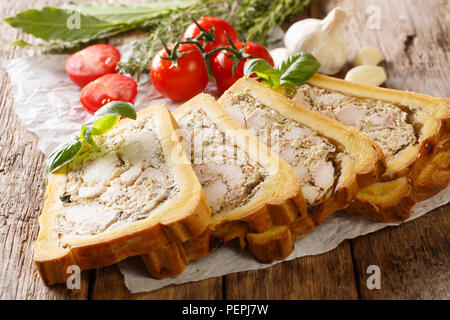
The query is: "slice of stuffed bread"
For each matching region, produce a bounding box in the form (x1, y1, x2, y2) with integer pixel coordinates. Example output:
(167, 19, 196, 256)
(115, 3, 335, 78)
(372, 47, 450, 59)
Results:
(34, 104, 210, 285)
(292, 73, 450, 221)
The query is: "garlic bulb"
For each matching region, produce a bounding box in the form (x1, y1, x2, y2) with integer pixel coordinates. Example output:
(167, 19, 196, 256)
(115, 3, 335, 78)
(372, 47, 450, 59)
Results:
(284, 7, 348, 75)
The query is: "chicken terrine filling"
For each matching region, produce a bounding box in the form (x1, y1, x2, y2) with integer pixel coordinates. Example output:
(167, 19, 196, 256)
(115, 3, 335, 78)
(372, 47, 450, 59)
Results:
(224, 92, 344, 206)
(177, 108, 267, 215)
(293, 84, 419, 157)
(56, 115, 178, 237)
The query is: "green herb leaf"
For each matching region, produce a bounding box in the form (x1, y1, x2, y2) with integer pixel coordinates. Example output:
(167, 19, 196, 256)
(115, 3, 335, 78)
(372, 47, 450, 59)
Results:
(45, 136, 83, 176)
(90, 115, 121, 136)
(10, 39, 32, 47)
(4, 1, 197, 47)
(3, 7, 124, 42)
(243, 52, 320, 90)
(62, 1, 195, 24)
(45, 101, 136, 178)
(244, 58, 281, 89)
(85, 101, 136, 132)
(275, 52, 321, 88)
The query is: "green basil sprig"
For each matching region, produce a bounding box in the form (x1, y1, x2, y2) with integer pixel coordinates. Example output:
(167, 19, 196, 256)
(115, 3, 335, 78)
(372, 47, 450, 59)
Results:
(244, 52, 320, 90)
(45, 101, 136, 177)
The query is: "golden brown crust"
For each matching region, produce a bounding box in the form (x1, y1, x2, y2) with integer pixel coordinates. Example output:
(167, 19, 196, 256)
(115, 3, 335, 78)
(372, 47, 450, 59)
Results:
(412, 132, 450, 201)
(142, 242, 189, 280)
(347, 177, 416, 222)
(34, 105, 211, 285)
(246, 225, 294, 263)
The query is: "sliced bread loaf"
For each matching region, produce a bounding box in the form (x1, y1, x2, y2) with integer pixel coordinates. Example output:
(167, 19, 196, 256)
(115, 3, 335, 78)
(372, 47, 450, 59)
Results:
(34, 104, 210, 285)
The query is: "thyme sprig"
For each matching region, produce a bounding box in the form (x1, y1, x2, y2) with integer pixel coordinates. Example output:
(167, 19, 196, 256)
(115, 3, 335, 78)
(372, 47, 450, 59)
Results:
(118, 0, 314, 75)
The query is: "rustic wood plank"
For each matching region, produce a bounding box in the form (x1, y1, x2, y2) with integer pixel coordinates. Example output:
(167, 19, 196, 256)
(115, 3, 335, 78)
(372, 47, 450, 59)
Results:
(316, 0, 450, 300)
(225, 241, 359, 299)
(316, 0, 450, 97)
(0, 0, 92, 300)
(351, 206, 450, 299)
(90, 264, 222, 300)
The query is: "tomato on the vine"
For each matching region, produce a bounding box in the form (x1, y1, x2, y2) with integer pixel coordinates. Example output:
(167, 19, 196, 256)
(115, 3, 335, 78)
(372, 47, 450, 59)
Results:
(183, 16, 239, 52)
(211, 41, 274, 93)
(65, 44, 121, 88)
(150, 43, 208, 102)
(80, 73, 137, 114)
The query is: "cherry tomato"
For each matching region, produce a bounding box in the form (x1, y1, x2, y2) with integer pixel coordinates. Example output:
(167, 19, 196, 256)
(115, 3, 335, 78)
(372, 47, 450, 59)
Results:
(80, 73, 137, 114)
(211, 41, 274, 93)
(150, 43, 208, 102)
(66, 44, 121, 88)
(183, 16, 239, 52)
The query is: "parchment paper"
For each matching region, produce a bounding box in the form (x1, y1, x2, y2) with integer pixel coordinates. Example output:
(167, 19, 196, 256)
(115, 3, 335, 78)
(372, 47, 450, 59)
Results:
(3, 53, 449, 294)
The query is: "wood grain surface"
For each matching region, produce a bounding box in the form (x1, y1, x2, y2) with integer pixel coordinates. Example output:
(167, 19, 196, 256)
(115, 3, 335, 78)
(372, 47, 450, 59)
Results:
(0, 0, 448, 300)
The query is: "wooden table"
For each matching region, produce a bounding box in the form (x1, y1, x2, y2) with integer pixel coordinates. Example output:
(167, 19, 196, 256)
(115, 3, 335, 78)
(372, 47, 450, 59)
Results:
(0, 0, 448, 300)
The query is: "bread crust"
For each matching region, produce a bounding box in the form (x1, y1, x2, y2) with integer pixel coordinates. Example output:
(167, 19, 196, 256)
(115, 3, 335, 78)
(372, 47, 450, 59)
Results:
(412, 131, 450, 201)
(307, 74, 450, 221)
(141, 94, 310, 278)
(34, 105, 211, 285)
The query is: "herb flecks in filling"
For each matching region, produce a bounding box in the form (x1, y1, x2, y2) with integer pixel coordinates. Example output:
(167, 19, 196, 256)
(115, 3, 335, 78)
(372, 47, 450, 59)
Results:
(177, 109, 267, 215)
(57, 115, 178, 237)
(293, 84, 418, 157)
(226, 92, 343, 206)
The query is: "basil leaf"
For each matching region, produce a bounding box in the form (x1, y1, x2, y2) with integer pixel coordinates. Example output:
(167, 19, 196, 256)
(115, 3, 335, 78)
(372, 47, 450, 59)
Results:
(243, 53, 320, 91)
(90, 115, 121, 136)
(84, 101, 136, 146)
(80, 124, 99, 150)
(276, 52, 320, 87)
(244, 58, 274, 77)
(244, 58, 281, 88)
(86, 101, 137, 128)
(45, 101, 136, 178)
(45, 137, 83, 176)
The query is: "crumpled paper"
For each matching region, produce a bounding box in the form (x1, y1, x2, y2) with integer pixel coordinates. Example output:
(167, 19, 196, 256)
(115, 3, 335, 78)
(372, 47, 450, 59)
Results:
(3, 54, 449, 294)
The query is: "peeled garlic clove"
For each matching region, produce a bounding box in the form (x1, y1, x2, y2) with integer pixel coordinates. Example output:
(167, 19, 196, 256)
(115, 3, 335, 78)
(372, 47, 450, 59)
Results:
(345, 65, 387, 86)
(269, 47, 289, 66)
(354, 47, 384, 66)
